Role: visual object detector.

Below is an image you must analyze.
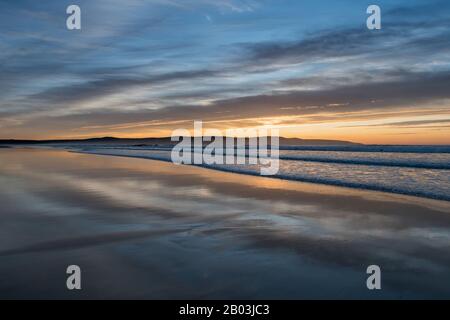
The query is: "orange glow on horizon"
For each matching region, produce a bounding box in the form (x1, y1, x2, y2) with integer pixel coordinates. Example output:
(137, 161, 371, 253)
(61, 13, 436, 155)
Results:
(3, 109, 450, 145)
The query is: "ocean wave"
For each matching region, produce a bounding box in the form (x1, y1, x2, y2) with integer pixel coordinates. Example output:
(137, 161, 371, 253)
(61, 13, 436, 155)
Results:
(278, 155, 450, 170)
(205, 165, 450, 202)
(59, 144, 450, 154)
(280, 145, 450, 153)
(75, 148, 450, 202)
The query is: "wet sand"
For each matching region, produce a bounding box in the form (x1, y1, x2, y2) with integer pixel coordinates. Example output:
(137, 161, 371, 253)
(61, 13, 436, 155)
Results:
(0, 148, 450, 299)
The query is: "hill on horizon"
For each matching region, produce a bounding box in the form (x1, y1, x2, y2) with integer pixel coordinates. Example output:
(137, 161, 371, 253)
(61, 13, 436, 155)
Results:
(0, 136, 361, 146)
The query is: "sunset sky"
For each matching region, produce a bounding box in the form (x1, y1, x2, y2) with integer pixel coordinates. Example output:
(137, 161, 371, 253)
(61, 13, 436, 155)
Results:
(1, 0, 450, 144)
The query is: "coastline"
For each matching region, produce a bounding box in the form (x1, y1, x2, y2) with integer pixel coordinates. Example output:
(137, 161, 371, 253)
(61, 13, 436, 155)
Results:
(74, 147, 450, 202)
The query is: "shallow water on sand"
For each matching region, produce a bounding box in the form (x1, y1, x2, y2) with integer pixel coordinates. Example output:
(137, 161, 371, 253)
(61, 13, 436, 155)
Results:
(78, 146, 450, 201)
(1, 148, 450, 299)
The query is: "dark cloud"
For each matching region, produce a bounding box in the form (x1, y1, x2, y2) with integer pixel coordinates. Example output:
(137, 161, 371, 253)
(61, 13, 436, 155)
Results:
(28, 69, 218, 106)
(16, 70, 450, 133)
(347, 119, 450, 128)
(240, 27, 385, 65)
(239, 20, 450, 69)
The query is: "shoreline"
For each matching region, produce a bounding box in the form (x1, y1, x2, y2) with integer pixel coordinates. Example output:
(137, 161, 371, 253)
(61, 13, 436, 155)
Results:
(4, 146, 450, 210)
(5, 145, 450, 203)
(74, 148, 450, 203)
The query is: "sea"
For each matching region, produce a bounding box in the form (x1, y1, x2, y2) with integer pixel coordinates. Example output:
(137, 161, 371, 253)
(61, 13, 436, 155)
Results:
(64, 144, 450, 202)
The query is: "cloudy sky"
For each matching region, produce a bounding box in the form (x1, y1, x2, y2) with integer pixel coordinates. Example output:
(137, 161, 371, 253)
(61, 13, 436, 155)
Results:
(1, 0, 450, 144)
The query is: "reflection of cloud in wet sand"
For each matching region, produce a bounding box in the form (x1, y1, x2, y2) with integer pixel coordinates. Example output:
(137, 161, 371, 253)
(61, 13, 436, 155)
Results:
(1, 148, 450, 298)
(0, 228, 189, 257)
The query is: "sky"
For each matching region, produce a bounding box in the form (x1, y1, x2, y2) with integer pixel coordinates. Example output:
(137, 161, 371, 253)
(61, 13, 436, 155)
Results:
(0, 0, 450, 144)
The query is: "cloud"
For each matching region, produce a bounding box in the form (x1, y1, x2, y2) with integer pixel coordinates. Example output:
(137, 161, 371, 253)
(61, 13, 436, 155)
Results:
(7, 70, 449, 136)
(344, 119, 450, 129)
(28, 69, 219, 106)
(238, 21, 450, 70)
(147, 0, 259, 12)
(1, 0, 450, 141)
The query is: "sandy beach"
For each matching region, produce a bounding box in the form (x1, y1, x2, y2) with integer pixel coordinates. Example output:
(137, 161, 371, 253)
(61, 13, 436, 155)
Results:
(1, 148, 450, 299)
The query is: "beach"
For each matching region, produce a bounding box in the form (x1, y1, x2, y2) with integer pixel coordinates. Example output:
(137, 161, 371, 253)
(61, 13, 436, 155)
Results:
(1, 148, 450, 299)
